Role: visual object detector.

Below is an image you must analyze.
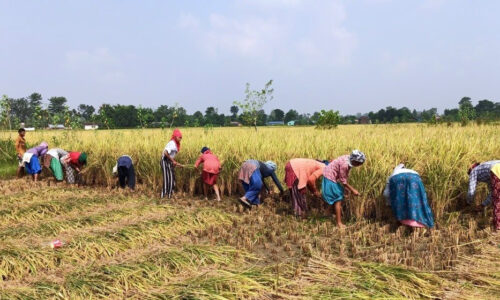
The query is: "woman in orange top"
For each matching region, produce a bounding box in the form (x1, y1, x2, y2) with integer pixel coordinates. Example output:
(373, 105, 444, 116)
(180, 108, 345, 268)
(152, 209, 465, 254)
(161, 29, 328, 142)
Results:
(284, 158, 326, 217)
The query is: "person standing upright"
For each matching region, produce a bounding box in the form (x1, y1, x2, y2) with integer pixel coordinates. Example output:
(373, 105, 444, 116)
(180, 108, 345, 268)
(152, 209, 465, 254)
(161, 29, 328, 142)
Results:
(15, 128, 27, 178)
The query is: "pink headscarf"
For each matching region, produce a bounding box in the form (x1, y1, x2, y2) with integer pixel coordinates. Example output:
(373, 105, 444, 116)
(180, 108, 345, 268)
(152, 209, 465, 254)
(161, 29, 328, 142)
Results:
(171, 129, 182, 151)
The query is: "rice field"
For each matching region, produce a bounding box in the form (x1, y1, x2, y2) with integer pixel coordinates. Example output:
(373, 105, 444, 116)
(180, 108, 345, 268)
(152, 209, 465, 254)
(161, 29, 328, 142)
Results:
(1, 124, 500, 299)
(0, 180, 499, 299)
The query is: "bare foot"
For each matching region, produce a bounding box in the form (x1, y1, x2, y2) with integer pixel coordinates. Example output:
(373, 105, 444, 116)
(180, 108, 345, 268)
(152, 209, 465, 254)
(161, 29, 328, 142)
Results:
(239, 197, 251, 208)
(337, 223, 346, 228)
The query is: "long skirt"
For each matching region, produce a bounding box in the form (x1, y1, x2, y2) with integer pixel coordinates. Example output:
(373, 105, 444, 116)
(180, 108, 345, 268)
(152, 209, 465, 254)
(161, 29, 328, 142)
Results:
(241, 170, 263, 205)
(389, 173, 435, 228)
(284, 162, 307, 216)
(61, 158, 76, 184)
(25, 155, 42, 175)
(322, 177, 344, 205)
(491, 171, 500, 230)
(50, 157, 64, 181)
(118, 165, 136, 189)
(160, 158, 175, 198)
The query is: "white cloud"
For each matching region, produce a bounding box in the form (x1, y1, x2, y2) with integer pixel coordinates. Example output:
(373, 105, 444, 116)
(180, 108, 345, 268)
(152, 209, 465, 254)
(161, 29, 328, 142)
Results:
(179, 0, 357, 68)
(64, 48, 124, 84)
(178, 13, 200, 30)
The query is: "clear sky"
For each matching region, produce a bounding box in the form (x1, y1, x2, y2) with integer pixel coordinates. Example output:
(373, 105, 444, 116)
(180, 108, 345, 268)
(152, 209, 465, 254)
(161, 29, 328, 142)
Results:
(1, 0, 499, 115)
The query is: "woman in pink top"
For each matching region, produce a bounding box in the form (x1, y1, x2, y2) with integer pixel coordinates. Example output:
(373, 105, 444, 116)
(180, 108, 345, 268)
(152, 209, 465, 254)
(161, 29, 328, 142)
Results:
(322, 150, 366, 227)
(194, 147, 222, 201)
(284, 158, 326, 217)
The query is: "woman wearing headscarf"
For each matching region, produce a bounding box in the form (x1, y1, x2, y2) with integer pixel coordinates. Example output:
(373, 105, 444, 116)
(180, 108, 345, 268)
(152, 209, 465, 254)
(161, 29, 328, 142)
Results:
(284, 158, 326, 217)
(383, 164, 435, 228)
(160, 129, 184, 198)
(61, 152, 87, 184)
(43, 148, 68, 181)
(322, 150, 366, 227)
(238, 160, 284, 208)
(194, 147, 222, 201)
(23, 141, 48, 182)
(491, 163, 500, 230)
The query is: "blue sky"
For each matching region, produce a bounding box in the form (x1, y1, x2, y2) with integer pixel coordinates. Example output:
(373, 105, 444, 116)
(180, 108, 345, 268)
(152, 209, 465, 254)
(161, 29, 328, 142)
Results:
(1, 0, 499, 115)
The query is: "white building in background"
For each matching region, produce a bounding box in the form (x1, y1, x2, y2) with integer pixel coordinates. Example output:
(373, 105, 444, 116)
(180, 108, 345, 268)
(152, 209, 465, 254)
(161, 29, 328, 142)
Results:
(24, 127, 35, 131)
(84, 124, 99, 130)
(48, 124, 66, 130)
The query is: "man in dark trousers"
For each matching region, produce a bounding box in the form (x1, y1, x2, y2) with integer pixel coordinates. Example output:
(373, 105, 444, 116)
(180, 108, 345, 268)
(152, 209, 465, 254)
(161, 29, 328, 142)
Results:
(113, 155, 136, 190)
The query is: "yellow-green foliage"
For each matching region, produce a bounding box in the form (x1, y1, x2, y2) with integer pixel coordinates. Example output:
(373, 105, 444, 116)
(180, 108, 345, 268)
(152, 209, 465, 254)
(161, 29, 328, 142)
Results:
(1, 124, 499, 219)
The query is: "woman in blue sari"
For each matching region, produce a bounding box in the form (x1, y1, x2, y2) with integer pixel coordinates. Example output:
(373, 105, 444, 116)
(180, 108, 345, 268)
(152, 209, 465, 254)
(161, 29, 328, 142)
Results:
(383, 164, 434, 228)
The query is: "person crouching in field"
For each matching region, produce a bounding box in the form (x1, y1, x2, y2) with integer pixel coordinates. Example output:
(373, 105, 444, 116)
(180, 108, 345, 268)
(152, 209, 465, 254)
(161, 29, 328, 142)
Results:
(467, 160, 500, 230)
(161, 129, 184, 198)
(195, 147, 222, 201)
(238, 160, 284, 208)
(383, 164, 435, 229)
(15, 128, 27, 178)
(61, 152, 87, 184)
(113, 155, 135, 190)
(284, 158, 325, 217)
(322, 150, 366, 227)
(22, 141, 48, 182)
(43, 148, 68, 181)
(491, 163, 500, 231)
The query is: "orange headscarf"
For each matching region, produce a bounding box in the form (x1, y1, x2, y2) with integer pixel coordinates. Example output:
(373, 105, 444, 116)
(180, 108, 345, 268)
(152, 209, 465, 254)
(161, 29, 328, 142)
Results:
(171, 129, 182, 151)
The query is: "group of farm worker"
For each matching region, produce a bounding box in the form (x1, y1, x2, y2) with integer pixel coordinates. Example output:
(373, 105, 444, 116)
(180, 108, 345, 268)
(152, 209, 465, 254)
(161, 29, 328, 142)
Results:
(15, 128, 87, 184)
(13, 128, 500, 230)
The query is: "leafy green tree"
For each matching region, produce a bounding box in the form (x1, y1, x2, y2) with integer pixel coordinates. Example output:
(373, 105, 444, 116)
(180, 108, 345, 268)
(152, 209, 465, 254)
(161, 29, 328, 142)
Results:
(137, 106, 154, 128)
(48, 97, 68, 115)
(284, 109, 299, 123)
(269, 109, 284, 121)
(233, 80, 274, 130)
(316, 109, 341, 129)
(9, 97, 30, 124)
(230, 105, 239, 120)
(192, 111, 204, 127)
(475, 99, 495, 119)
(98, 104, 115, 129)
(458, 97, 476, 126)
(77, 104, 96, 122)
(0, 95, 12, 130)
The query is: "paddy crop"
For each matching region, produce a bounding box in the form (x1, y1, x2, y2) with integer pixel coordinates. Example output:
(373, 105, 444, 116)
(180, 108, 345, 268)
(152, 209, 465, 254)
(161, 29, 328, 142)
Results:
(1, 124, 500, 298)
(0, 180, 499, 299)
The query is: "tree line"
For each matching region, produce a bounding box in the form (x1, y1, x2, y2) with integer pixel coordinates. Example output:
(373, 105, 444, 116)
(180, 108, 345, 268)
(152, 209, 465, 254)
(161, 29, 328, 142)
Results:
(1, 93, 499, 130)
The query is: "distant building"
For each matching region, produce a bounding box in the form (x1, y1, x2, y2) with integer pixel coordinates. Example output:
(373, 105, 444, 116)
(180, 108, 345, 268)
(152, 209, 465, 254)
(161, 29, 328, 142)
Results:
(358, 116, 371, 124)
(287, 120, 296, 126)
(48, 124, 66, 130)
(84, 124, 99, 130)
(24, 127, 35, 131)
(267, 121, 284, 126)
(230, 121, 242, 127)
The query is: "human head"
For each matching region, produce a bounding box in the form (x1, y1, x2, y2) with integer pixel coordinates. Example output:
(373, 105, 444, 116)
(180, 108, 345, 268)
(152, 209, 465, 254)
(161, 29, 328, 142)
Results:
(79, 152, 88, 165)
(264, 161, 277, 171)
(349, 150, 366, 167)
(201, 146, 210, 154)
(172, 129, 182, 143)
(18, 128, 25, 137)
(39, 141, 48, 149)
(468, 162, 480, 175)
